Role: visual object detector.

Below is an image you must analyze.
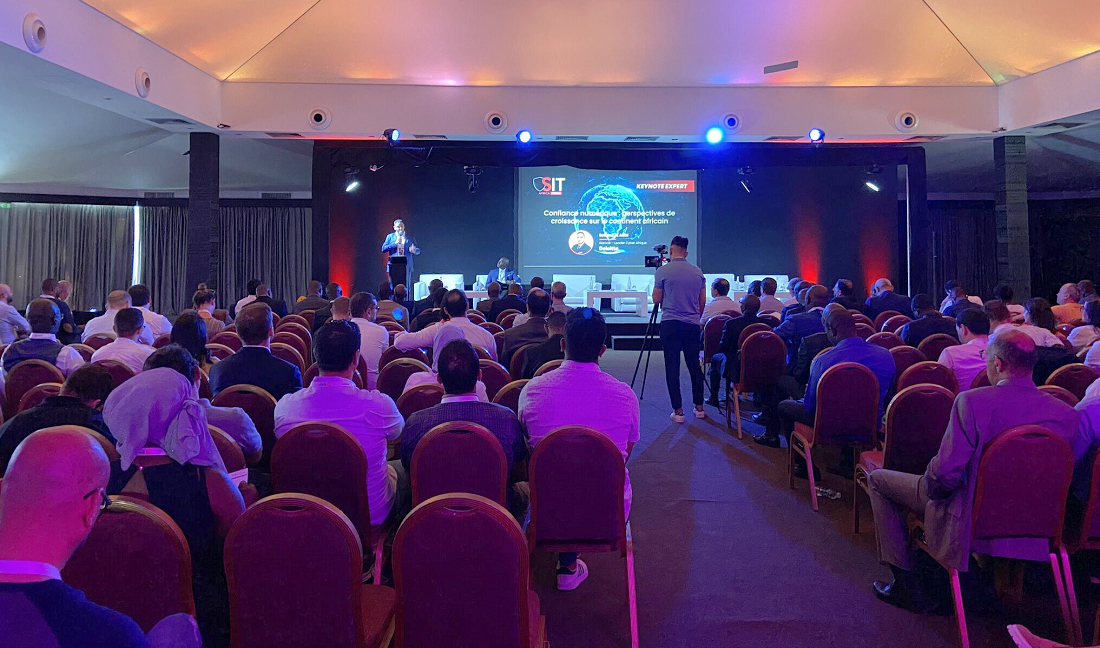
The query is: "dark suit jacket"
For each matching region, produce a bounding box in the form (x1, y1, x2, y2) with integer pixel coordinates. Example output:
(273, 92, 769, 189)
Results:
(521, 334, 565, 379)
(943, 298, 981, 319)
(294, 296, 329, 313)
(0, 395, 113, 473)
(830, 294, 863, 312)
(790, 332, 832, 386)
(779, 303, 806, 322)
(865, 291, 912, 320)
(381, 232, 420, 282)
(501, 317, 549, 368)
(717, 313, 771, 357)
(33, 297, 79, 344)
(412, 308, 444, 333)
(897, 313, 957, 348)
(488, 295, 527, 323)
(774, 308, 825, 365)
(254, 296, 289, 318)
(208, 346, 303, 401)
(311, 302, 334, 333)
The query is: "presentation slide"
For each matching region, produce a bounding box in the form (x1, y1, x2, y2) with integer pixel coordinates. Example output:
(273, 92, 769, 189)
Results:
(517, 166, 698, 278)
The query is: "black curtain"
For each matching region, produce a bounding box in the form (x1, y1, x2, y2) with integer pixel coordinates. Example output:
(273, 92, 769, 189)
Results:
(139, 206, 189, 316)
(0, 202, 134, 310)
(218, 207, 312, 308)
(927, 201, 997, 299)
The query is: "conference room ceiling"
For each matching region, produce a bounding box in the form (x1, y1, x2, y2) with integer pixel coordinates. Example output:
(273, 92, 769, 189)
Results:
(80, 0, 1100, 87)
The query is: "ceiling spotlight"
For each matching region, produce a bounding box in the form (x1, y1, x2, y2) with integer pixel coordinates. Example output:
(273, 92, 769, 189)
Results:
(516, 129, 533, 144)
(864, 164, 882, 191)
(864, 181, 881, 192)
(383, 128, 401, 145)
(705, 126, 724, 145)
(463, 165, 482, 193)
(344, 167, 361, 193)
(808, 128, 825, 144)
(738, 166, 754, 193)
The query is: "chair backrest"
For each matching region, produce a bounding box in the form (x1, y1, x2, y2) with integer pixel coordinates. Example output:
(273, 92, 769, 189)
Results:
(270, 424, 373, 545)
(479, 359, 511, 400)
(274, 322, 312, 356)
(509, 343, 538, 380)
(970, 370, 992, 389)
(880, 314, 913, 334)
(224, 494, 370, 648)
(17, 382, 62, 413)
(867, 332, 905, 349)
(223, 323, 236, 333)
(377, 358, 431, 402)
(874, 310, 904, 331)
(851, 313, 874, 328)
(62, 496, 195, 633)
(381, 320, 406, 334)
(83, 333, 116, 350)
(492, 379, 529, 413)
(881, 384, 955, 474)
(270, 342, 306, 374)
(466, 310, 486, 324)
(889, 345, 926, 380)
(529, 426, 626, 554)
(854, 323, 877, 340)
(917, 333, 959, 361)
(93, 360, 137, 389)
(380, 346, 430, 372)
(498, 311, 520, 328)
(397, 384, 445, 420)
(276, 314, 310, 330)
(393, 494, 533, 648)
(479, 321, 505, 335)
(493, 331, 507, 358)
(971, 425, 1074, 545)
(1056, 323, 1077, 337)
(210, 331, 243, 351)
(299, 310, 315, 326)
(411, 422, 508, 506)
(22, 425, 118, 469)
(211, 385, 277, 467)
(1038, 384, 1079, 406)
(702, 315, 732, 364)
(302, 362, 320, 386)
(897, 361, 959, 393)
(152, 334, 172, 349)
(205, 343, 235, 361)
(4, 359, 66, 416)
(272, 332, 309, 365)
(1045, 363, 1100, 401)
(1075, 452, 1100, 548)
(213, 308, 229, 323)
(806, 362, 880, 447)
(474, 345, 493, 360)
(209, 424, 247, 472)
(738, 331, 787, 392)
(738, 322, 772, 349)
(68, 343, 95, 362)
(533, 358, 564, 378)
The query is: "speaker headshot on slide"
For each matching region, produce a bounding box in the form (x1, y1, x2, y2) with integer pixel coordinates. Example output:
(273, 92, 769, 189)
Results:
(381, 219, 420, 286)
(652, 235, 707, 423)
(569, 230, 594, 255)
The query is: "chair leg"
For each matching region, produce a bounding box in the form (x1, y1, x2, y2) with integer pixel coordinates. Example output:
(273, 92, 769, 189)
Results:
(725, 383, 732, 429)
(1060, 547, 1083, 646)
(733, 387, 742, 440)
(852, 478, 861, 534)
(625, 522, 639, 648)
(804, 444, 819, 512)
(949, 568, 970, 648)
(787, 441, 795, 490)
(1051, 549, 1080, 646)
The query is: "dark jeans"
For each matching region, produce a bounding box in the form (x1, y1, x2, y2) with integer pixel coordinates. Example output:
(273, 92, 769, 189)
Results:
(758, 376, 807, 436)
(778, 399, 814, 436)
(660, 319, 704, 411)
(708, 352, 740, 401)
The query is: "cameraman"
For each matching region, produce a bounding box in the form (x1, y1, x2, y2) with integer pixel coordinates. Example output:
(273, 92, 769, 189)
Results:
(652, 236, 707, 423)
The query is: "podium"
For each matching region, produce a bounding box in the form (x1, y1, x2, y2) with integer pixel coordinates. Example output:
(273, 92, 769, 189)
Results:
(388, 256, 408, 289)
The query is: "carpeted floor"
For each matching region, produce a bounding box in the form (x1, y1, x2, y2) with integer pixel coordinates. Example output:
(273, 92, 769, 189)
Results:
(533, 350, 1076, 648)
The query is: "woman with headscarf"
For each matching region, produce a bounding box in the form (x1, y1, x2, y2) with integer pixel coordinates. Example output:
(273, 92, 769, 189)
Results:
(104, 345, 244, 647)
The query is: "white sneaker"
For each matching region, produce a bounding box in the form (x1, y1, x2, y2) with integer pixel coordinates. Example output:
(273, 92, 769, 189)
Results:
(556, 559, 589, 591)
(669, 411, 686, 423)
(694, 407, 706, 419)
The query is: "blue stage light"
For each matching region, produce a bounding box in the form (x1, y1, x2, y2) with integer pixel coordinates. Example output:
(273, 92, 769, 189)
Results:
(517, 130, 532, 144)
(808, 128, 825, 143)
(705, 127, 724, 144)
(383, 128, 401, 144)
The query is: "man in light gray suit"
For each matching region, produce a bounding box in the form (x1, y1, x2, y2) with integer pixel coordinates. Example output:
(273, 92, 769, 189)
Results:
(867, 329, 1082, 612)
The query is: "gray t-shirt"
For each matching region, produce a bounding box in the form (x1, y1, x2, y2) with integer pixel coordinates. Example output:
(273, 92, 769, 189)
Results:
(654, 258, 706, 324)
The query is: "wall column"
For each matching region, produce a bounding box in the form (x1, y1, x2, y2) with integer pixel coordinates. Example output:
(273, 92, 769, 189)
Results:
(187, 132, 220, 291)
(994, 136, 1030, 298)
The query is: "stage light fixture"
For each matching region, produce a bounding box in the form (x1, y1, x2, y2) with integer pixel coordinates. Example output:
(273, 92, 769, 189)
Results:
(864, 164, 882, 192)
(738, 166, 754, 193)
(705, 126, 724, 144)
(808, 128, 825, 143)
(741, 180, 753, 193)
(864, 181, 880, 192)
(344, 167, 361, 193)
(383, 128, 401, 145)
(516, 129, 533, 144)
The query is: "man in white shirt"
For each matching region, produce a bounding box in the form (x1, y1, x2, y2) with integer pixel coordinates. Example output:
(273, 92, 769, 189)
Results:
(127, 284, 172, 340)
(90, 308, 155, 374)
(394, 289, 497, 367)
(349, 292, 390, 390)
(0, 300, 85, 378)
(938, 308, 990, 392)
(82, 291, 153, 346)
(759, 277, 785, 314)
(986, 300, 1063, 348)
(700, 278, 739, 323)
(274, 320, 406, 526)
(518, 307, 640, 591)
(232, 279, 261, 320)
(0, 284, 30, 344)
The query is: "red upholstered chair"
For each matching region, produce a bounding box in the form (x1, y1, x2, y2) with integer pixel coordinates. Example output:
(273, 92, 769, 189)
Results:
(465, 310, 486, 324)
(492, 379, 529, 413)
(208, 424, 247, 472)
(276, 314, 310, 330)
(223, 324, 236, 333)
(917, 333, 959, 361)
(854, 323, 876, 340)
(4, 359, 65, 417)
(910, 426, 1079, 647)
(17, 382, 61, 413)
(224, 494, 396, 648)
(205, 343, 235, 361)
(68, 343, 95, 362)
(83, 333, 116, 350)
(702, 315, 733, 373)
(499, 313, 520, 330)
(790, 362, 879, 511)
(474, 346, 494, 360)
(889, 345, 926, 383)
(410, 422, 507, 506)
(853, 384, 953, 533)
(213, 308, 229, 323)
(758, 313, 780, 327)
(212, 385, 277, 469)
(874, 310, 904, 331)
(210, 331, 243, 351)
(380, 321, 406, 334)
(509, 344, 538, 380)
(396, 384, 444, 420)
(377, 358, 430, 403)
(867, 332, 905, 350)
(726, 331, 786, 439)
(379, 346, 430, 372)
(94, 360, 136, 389)
(272, 332, 309, 366)
(1040, 384, 1079, 407)
(275, 322, 312, 359)
(393, 494, 546, 648)
(298, 310, 315, 327)
(388, 330, 398, 347)
(851, 313, 874, 329)
(270, 312, 281, 327)
(528, 426, 637, 648)
(534, 359, 563, 378)
(494, 331, 507, 359)
(1057, 323, 1077, 337)
(496, 309, 522, 326)
(479, 321, 505, 335)
(479, 359, 511, 400)
(152, 334, 172, 349)
(737, 322, 772, 350)
(1045, 363, 1100, 402)
(270, 423, 390, 586)
(897, 361, 959, 394)
(1067, 452, 1100, 643)
(303, 363, 320, 387)
(881, 314, 913, 334)
(271, 342, 306, 374)
(62, 496, 195, 633)
(970, 370, 991, 390)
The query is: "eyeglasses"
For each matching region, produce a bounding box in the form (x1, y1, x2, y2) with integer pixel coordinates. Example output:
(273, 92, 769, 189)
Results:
(83, 488, 110, 512)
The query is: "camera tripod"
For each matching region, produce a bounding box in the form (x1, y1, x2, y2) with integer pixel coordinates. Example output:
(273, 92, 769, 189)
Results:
(629, 298, 661, 399)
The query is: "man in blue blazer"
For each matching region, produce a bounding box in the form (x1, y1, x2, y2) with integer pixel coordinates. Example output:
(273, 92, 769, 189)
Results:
(209, 302, 302, 401)
(381, 219, 420, 288)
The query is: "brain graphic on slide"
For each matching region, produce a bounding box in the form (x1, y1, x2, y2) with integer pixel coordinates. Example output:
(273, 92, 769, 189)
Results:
(579, 184, 645, 252)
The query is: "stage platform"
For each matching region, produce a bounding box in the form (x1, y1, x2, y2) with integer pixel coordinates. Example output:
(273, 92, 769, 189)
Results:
(600, 310, 662, 351)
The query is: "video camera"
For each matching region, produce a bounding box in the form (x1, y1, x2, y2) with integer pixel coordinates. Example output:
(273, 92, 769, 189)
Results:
(644, 243, 669, 268)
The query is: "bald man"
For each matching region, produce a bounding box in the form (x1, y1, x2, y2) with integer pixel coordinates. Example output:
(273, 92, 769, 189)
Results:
(0, 300, 84, 377)
(0, 283, 30, 344)
(252, 283, 288, 319)
(0, 428, 150, 647)
(82, 290, 153, 345)
(867, 330, 1082, 612)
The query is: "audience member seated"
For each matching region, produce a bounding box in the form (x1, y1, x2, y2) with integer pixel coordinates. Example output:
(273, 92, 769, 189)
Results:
(1053, 282, 1085, 325)
(0, 364, 115, 475)
(208, 303, 302, 400)
(1012, 298, 1065, 347)
(274, 320, 407, 526)
(0, 428, 152, 647)
(488, 284, 528, 323)
(411, 287, 447, 332)
(82, 291, 154, 345)
(411, 278, 444, 318)
(897, 293, 958, 348)
(171, 312, 217, 375)
(1080, 279, 1098, 304)
(993, 282, 1025, 319)
(477, 281, 502, 316)
(349, 292, 390, 389)
(774, 284, 829, 366)
(512, 279, 548, 327)
(393, 284, 415, 314)
(867, 330, 1079, 612)
(56, 281, 72, 305)
(1069, 299, 1100, 355)
(90, 308, 155, 374)
(518, 308, 640, 590)
(746, 280, 762, 298)
(251, 283, 288, 319)
(759, 277, 785, 314)
(780, 280, 813, 321)
(145, 346, 261, 462)
(231, 279, 261, 320)
(191, 289, 223, 337)
(310, 282, 342, 333)
(705, 295, 769, 406)
(0, 283, 30, 344)
(396, 289, 498, 365)
(105, 356, 245, 645)
(700, 278, 737, 323)
(550, 281, 572, 315)
(501, 289, 550, 367)
(328, 296, 351, 322)
(375, 282, 410, 329)
(940, 280, 981, 318)
(530, 276, 545, 290)
(865, 277, 911, 321)
(127, 284, 172, 339)
(401, 339, 529, 520)
(521, 311, 567, 379)
(782, 277, 802, 307)
(830, 278, 862, 312)
(985, 299, 1059, 348)
(938, 308, 990, 392)
(1, 299, 84, 377)
(35, 278, 79, 345)
(294, 280, 329, 313)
